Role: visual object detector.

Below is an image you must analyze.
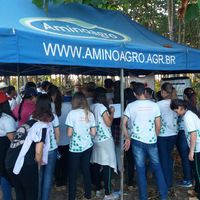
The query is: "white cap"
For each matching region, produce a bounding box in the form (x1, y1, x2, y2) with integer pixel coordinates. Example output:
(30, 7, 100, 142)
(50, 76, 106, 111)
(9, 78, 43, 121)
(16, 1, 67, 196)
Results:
(0, 82, 8, 89)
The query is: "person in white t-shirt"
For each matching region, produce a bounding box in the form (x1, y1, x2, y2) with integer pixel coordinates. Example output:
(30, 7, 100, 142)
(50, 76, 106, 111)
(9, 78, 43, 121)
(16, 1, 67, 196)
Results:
(5, 94, 54, 200)
(6, 85, 17, 111)
(37, 94, 60, 200)
(123, 82, 167, 200)
(65, 92, 96, 200)
(171, 99, 200, 199)
(0, 92, 16, 200)
(157, 82, 178, 188)
(90, 87, 117, 200)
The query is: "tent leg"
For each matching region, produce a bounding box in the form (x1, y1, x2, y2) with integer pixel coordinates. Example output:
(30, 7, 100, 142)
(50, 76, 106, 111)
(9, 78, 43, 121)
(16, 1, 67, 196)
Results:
(17, 64, 20, 93)
(120, 68, 124, 200)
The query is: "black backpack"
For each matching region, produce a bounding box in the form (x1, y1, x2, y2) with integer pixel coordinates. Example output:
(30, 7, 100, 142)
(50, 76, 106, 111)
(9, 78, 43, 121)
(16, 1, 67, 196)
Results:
(5, 119, 37, 171)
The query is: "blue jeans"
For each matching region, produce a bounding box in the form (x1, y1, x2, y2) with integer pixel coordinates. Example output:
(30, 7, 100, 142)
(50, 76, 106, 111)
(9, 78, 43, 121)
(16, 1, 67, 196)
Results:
(132, 140, 168, 200)
(176, 130, 192, 181)
(157, 135, 177, 188)
(0, 176, 12, 200)
(39, 149, 57, 200)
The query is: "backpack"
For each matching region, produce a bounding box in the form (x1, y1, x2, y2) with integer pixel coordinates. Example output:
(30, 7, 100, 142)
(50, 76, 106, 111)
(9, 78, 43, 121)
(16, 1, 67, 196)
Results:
(5, 119, 37, 171)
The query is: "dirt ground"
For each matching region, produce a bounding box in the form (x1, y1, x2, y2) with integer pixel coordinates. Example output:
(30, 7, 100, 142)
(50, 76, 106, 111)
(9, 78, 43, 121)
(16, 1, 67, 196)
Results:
(49, 164, 192, 200)
(0, 155, 194, 200)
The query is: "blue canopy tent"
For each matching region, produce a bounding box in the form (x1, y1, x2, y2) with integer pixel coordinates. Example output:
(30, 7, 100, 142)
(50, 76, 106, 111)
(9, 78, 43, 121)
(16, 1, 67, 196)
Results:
(0, 0, 200, 76)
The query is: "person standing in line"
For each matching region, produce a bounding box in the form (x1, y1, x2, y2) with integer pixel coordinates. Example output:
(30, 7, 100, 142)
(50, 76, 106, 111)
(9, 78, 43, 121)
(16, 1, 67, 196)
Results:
(38, 95, 60, 200)
(123, 82, 168, 200)
(90, 87, 117, 200)
(171, 99, 200, 199)
(176, 114, 193, 187)
(6, 85, 17, 111)
(157, 82, 178, 189)
(13, 88, 37, 127)
(0, 92, 16, 200)
(5, 94, 54, 200)
(65, 92, 96, 200)
(48, 84, 70, 190)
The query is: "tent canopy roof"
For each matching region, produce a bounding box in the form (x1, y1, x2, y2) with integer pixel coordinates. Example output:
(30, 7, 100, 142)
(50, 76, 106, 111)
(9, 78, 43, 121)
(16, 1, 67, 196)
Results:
(0, 0, 200, 75)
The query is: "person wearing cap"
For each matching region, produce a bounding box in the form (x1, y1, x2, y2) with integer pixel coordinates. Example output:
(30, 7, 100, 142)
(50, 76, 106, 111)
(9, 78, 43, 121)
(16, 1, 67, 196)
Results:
(13, 88, 37, 127)
(0, 92, 16, 200)
(0, 82, 8, 93)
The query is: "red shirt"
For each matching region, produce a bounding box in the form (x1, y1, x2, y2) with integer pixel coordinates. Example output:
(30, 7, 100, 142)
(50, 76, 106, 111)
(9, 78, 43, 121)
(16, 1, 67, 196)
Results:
(13, 100, 36, 127)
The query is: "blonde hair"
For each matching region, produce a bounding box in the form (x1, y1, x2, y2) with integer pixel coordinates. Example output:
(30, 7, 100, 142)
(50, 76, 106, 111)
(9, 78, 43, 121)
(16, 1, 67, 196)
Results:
(72, 92, 89, 122)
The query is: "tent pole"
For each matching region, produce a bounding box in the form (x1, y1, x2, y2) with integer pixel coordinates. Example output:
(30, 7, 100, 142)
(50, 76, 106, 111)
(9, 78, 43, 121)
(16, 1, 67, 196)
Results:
(17, 64, 20, 93)
(120, 68, 124, 200)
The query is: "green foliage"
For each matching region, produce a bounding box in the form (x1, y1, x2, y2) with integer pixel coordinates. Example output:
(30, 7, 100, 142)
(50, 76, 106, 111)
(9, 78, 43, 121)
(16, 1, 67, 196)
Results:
(32, 0, 43, 8)
(185, 3, 199, 22)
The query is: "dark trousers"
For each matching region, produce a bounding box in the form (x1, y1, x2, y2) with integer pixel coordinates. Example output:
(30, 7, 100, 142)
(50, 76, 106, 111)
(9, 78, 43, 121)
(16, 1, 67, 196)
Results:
(125, 144, 135, 186)
(68, 147, 92, 200)
(193, 152, 200, 198)
(92, 163, 112, 195)
(55, 145, 69, 186)
(9, 164, 38, 200)
(157, 135, 177, 188)
(176, 130, 192, 181)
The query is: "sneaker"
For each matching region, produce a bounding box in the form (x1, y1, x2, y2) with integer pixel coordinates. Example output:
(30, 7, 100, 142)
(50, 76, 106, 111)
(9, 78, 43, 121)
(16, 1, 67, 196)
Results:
(103, 194, 119, 200)
(177, 180, 193, 187)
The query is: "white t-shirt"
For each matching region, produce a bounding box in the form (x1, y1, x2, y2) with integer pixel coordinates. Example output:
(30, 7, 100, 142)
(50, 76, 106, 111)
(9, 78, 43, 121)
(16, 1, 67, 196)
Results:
(49, 114, 59, 151)
(90, 103, 112, 143)
(0, 113, 16, 137)
(184, 110, 200, 152)
(157, 99, 178, 137)
(9, 98, 17, 111)
(65, 108, 95, 153)
(124, 100, 160, 144)
(13, 121, 50, 174)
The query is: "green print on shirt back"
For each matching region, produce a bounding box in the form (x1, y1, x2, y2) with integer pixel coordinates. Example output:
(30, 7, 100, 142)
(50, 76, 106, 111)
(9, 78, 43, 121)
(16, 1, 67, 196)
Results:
(70, 131, 83, 152)
(97, 122, 110, 142)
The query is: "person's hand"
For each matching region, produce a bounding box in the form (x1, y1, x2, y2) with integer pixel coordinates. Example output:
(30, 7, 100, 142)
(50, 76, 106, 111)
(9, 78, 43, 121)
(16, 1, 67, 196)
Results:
(124, 138, 131, 151)
(189, 150, 194, 161)
(110, 106, 115, 114)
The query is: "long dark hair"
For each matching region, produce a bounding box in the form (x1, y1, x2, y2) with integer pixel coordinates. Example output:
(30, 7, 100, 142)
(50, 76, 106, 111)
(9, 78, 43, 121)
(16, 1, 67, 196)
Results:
(0, 101, 15, 119)
(93, 87, 109, 111)
(32, 94, 53, 122)
(47, 85, 62, 117)
(17, 89, 37, 121)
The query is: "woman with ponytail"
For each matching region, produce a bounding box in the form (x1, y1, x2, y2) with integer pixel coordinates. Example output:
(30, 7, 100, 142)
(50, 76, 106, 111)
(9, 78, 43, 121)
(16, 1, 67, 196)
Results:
(157, 82, 178, 188)
(13, 88, 37, 127)
(90, 87, 117, 200)
(65, 92, 96, 200)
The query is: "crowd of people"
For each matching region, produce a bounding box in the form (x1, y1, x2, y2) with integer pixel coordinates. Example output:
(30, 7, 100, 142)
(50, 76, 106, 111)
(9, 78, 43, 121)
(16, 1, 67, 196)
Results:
(0, 78, 200, 200)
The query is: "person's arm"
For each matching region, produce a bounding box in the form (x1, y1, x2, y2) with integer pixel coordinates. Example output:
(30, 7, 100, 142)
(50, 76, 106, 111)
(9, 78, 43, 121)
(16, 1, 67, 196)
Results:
(155, 116, 161, 136)
(90, 127, 96, 136)
(67, 127, 73, 137)
(123, 116, 131, 151)
(102, 107, 115, 127)
(7, 132, 14, 141)
(189, 131, 197, 161)
(54, 127, 60, 144)
(35, 142, 44, 165)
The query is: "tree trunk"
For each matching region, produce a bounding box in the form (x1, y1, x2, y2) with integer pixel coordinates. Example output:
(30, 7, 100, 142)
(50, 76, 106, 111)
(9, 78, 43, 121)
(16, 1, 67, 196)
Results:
(168, 0, 174, 41)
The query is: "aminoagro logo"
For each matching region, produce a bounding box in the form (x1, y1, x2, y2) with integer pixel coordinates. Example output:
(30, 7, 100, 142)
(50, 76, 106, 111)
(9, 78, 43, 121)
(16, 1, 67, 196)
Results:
(20, 18, 130, 41)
